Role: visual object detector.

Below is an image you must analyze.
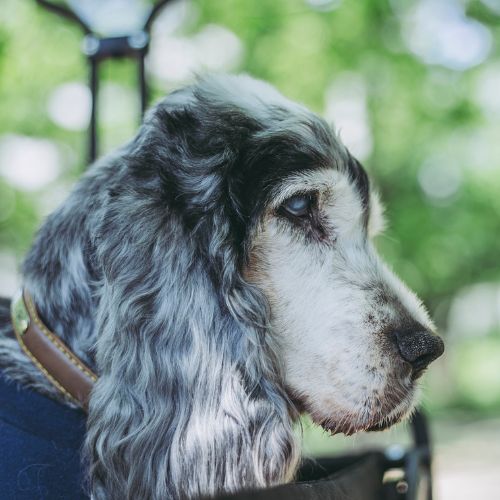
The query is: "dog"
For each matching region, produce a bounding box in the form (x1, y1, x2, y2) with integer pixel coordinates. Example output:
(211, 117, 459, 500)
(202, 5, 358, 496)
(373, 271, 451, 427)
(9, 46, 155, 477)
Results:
(0, 74, 444, 499)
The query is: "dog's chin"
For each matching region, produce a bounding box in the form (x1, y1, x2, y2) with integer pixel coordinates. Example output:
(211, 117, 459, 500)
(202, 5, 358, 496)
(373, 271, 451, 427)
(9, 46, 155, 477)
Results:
(302, 386, 417, 437)
(320, 403, 414, 436)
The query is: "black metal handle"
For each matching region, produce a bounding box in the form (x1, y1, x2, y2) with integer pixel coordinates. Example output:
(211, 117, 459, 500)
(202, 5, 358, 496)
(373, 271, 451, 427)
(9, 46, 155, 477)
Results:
(35, 0, 174, 164)
(36, 0, 92, 33)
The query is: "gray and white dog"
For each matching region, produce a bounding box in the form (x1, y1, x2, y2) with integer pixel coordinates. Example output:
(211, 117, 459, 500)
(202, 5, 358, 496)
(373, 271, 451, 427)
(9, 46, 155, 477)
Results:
(0, 74, 444, 499)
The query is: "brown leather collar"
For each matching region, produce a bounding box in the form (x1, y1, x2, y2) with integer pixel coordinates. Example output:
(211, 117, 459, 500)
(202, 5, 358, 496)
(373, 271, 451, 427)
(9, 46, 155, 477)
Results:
(11, 289, 97, 411)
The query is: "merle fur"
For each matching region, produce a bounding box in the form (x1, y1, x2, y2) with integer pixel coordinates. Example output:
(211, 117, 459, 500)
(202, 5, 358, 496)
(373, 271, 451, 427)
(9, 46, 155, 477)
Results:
(0, 74, 366, 499)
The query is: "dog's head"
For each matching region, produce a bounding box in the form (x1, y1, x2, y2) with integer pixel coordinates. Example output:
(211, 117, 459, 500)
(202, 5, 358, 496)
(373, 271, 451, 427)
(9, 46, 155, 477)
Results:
(245, 164, 444, 435)
(134, 74, 444, 437)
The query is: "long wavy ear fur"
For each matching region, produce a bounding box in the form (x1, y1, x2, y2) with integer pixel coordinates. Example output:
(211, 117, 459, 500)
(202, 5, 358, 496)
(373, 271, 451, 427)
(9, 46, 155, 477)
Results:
(84, 80, 299, 499)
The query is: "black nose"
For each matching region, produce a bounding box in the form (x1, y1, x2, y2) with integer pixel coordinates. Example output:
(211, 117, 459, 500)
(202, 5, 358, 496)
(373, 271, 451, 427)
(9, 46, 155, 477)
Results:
(395, 329, 444, 372)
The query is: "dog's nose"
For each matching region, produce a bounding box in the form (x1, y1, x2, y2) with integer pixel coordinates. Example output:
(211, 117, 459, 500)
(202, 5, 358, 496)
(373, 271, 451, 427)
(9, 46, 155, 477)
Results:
(395, 329, 444, 373)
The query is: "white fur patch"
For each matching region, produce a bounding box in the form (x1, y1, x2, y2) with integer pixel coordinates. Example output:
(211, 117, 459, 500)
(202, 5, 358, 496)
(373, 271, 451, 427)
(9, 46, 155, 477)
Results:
(368, 190, 387, 237)
(247, 168, 434, 434)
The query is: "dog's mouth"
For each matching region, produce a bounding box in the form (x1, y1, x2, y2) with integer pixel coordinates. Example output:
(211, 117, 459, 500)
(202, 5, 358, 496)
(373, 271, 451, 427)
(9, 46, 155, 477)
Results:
(410, 367, 428, 381)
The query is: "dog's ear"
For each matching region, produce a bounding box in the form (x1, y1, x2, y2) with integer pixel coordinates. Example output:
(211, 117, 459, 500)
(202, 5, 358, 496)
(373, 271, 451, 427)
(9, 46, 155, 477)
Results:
(84, 98, 299, 499)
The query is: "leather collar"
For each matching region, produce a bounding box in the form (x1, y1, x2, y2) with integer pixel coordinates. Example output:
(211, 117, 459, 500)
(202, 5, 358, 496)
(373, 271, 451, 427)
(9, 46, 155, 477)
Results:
(11, 289, 97, 411)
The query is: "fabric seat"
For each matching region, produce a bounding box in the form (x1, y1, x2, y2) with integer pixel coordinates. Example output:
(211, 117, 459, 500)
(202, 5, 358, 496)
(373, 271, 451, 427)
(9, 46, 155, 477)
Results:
(214, 453, 386, 500)
(0, 372, 88, 500)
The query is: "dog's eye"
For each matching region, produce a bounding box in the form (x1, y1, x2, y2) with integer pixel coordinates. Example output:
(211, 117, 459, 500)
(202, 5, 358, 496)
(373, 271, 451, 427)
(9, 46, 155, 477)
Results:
(281, 195, 311, 217)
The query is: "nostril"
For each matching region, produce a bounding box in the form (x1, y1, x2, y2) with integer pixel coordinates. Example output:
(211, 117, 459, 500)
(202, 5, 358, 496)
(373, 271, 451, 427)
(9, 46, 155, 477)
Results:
(395, 330, 444, 371)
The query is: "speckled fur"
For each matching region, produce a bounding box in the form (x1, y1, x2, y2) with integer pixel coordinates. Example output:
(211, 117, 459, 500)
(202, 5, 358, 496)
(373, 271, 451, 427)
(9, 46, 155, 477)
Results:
(0, 74, 440, 499)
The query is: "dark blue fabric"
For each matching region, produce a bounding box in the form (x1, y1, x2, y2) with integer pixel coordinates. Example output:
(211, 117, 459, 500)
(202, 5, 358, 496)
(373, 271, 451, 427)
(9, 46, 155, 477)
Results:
(0, 372, 88, 499)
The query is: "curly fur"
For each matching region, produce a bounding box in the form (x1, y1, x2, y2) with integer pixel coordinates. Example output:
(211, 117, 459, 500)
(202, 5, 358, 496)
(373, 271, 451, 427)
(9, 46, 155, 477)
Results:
(1, 75, 307, 499)
(0, 74, 443, 499)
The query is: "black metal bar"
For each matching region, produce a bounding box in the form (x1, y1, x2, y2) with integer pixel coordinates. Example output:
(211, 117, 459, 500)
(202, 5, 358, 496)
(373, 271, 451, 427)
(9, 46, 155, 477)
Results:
(411, 410, 431, 452)
(409, 410, 433, 500)
(144, 0, 171, 32)
(138, 51, 148, 117)
(127, 32, 150, 118)
(37, 0, 173, 163)
(36, 0, 92, 34)
(89, 57, 99, 163)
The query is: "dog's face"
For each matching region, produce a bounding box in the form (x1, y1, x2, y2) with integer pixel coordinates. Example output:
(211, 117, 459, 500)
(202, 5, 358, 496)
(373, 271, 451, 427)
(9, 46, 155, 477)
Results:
(246, 165, 443, 435)
(201, 77, 446, 436)
(155, 75, 444, 437)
